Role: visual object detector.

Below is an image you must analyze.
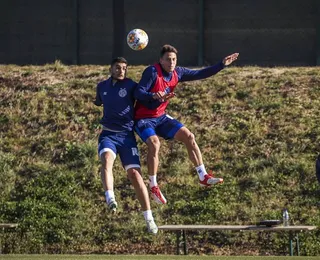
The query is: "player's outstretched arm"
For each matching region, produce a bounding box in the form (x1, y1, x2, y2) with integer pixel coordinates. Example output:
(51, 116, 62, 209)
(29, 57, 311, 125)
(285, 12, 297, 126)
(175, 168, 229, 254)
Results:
(222, 53, 239, 66)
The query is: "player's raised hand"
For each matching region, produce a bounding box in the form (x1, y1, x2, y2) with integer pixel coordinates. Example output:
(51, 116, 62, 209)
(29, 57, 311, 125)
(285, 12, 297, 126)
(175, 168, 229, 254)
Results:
(222, 53, 239, 66)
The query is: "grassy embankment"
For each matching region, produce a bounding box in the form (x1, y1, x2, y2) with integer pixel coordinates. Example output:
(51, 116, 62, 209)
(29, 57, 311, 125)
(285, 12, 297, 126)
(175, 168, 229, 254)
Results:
(0, 62, 319, 255)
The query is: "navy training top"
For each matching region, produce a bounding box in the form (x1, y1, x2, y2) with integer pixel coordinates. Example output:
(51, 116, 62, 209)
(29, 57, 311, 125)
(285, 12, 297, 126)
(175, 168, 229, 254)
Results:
(94, 77, 137, 132)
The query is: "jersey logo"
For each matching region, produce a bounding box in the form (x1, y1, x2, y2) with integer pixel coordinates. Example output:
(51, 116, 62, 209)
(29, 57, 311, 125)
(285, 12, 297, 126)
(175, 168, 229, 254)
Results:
(119, 88, 127, 97)
(103, 92, 107, 95)
(132, 148, 139, 156)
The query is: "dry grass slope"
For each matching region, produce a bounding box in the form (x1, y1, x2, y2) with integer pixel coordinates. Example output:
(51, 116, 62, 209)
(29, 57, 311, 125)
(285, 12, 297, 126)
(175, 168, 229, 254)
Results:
(0, 62, 319, 255)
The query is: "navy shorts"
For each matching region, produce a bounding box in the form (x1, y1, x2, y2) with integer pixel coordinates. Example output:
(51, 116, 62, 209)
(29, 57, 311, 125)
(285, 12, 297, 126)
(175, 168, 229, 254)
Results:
(98, 130, 140, 170)
(134, 114, 184, 142)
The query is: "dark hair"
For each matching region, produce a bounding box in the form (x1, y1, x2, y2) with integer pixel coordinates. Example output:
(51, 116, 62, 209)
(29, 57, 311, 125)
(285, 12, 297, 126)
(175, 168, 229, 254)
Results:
(111, 57, 128, 66)
(160, 44, 178, 57)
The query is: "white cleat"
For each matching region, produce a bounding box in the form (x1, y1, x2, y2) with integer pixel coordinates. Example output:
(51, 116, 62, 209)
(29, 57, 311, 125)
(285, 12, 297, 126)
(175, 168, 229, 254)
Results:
(146, 219, 158, 235)
(107, 200, 118, 214)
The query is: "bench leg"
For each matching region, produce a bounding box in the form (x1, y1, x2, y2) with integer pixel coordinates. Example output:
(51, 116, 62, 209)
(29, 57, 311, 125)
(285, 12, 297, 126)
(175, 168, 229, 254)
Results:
(176, 231, 180, 255)
(296, 234, 300, 256)
(182, 230, 187, 255)
(289, 232, 293, 256)
(0, 227, 3, 254)
(175, 230, 188, 255)
(288, 232, 301, 256)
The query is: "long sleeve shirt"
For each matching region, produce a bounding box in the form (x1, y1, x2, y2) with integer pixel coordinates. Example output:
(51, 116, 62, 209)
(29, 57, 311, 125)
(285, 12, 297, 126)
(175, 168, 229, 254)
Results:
(134, 61, 225, 115)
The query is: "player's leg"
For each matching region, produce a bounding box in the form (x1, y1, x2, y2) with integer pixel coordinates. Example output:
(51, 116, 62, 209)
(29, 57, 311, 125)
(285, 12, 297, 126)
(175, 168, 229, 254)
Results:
(119, 131, 158, 234)
(173, 126, 202, 165)
(135, 118, 166, 204)
(126, 167, 158, 234)
(126, 167, 150, 210)
(98, 132, 118, 212)
(145, 135, 167, 204)
(174, 126, 223, 187)
(100, 152, 118, 211)
(145, 135, 161, 184)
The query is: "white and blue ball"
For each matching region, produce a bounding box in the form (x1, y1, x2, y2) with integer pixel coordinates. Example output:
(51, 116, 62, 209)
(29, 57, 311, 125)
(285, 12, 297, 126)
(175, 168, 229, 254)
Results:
(127, 29, 149, 51)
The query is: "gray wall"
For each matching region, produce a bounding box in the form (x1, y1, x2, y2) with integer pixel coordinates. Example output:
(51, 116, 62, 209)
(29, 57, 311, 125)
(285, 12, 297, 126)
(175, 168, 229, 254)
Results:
(204, 0, 319, 66)
(0, 0, 319, 66)
(1, 0, 77, 64)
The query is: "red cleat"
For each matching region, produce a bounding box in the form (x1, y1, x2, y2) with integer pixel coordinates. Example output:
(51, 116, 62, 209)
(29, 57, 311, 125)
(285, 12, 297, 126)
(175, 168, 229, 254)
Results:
(199, 172, 223, 187)
(150, 186, 167, 204)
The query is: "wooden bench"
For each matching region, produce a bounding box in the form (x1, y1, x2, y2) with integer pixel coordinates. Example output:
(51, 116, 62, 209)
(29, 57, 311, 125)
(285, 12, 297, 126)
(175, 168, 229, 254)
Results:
(158, 224, 318, 256)
(0, 223, 19, 254)
(0, 223, 18, 229)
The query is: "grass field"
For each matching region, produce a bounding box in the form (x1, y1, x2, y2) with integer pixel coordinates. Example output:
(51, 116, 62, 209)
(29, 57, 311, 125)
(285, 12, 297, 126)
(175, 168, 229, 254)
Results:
(0, 63, 319, 255)
(1, 256, 320, 260)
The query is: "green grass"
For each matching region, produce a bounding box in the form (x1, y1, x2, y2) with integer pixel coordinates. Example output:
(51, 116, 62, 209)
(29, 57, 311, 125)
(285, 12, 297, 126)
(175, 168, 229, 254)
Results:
(1, 256, 320, 260)
(0, 63, 319, 255)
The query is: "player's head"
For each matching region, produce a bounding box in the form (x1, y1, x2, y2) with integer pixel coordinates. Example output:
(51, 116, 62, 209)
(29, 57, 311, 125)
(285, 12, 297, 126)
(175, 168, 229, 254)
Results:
(159, 44, 178, 73)
(110, 57, 128, 80)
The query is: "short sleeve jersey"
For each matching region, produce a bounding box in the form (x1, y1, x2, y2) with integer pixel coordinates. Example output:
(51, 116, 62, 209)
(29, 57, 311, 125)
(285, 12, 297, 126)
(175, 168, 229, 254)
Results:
(95, 77, 137, 131)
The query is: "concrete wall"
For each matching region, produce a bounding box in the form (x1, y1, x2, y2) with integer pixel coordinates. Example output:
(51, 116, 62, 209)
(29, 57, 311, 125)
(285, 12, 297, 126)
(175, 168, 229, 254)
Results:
(0, 0, 318, 66)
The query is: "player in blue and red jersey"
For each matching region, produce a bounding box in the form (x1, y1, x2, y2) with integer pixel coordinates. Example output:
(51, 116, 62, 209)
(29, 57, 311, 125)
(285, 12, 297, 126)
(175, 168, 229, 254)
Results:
(134, 45, 239, 204)
(94, 57, 157, 234)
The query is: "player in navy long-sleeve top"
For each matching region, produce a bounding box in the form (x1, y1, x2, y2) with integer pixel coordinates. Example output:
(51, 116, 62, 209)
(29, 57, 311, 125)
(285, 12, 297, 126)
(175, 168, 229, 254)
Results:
(134, 45, 239, 204)
(94, 57, 157, 234)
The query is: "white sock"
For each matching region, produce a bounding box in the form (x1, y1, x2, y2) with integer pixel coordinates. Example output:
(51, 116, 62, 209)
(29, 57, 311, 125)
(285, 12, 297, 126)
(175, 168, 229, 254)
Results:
(143, 210, 154, 221)
(196, 164, 207, 181)
(105, 190, 115, 204)
(149, 175, 157, 187)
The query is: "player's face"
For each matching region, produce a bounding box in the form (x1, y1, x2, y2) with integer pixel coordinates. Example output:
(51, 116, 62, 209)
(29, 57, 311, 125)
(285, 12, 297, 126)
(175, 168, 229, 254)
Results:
(110, 62, 127, 80)
(160, 52, 177, 73)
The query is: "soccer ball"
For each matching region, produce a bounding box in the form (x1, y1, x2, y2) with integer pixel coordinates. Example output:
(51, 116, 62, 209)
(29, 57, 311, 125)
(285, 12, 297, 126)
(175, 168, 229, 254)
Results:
(127, 29, 149, 51)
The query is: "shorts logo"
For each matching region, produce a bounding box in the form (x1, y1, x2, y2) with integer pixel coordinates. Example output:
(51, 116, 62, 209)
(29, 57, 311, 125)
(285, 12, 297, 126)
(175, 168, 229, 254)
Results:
(124, 120, 134, 128)
(119, 88, 127, 97)
(132, 148, 139, 156)
(137, 119, 145, 128)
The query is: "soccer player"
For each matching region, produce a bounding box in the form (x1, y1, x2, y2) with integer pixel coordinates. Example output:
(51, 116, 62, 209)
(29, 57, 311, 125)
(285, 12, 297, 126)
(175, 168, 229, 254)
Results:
(94, 57, 158, 234)
(134, 44, 239, 204)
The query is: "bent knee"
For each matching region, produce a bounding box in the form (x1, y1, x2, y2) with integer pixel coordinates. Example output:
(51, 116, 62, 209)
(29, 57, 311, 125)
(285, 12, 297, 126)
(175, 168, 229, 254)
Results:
(181, 129, 195, 144)
(187, 132, 195, 141)
(147, 136, 161, 151)
(127, 168, 142, 180)
(100, 152, 115, 167)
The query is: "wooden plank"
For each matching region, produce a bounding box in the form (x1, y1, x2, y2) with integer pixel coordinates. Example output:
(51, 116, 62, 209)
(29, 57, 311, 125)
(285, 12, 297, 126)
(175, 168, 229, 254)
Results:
(158, 225, 317, 232)
(0, 223, 18, 229)
(247, 225, 317, 231)
(158, 225, 250, 231)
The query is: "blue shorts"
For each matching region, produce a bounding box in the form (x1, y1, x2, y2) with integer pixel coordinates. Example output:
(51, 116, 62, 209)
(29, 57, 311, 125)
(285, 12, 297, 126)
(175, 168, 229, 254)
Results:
(134, 114, 183, 142)
(98, 130, 140, 170)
